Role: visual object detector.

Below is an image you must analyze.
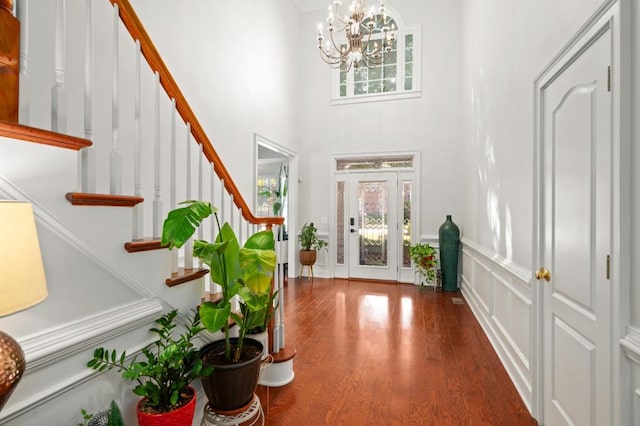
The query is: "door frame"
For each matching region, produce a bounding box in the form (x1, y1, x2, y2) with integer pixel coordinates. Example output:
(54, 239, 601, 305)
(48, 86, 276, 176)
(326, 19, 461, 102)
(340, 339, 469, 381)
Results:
(331, 151, 420, 282)
(532, 0, 629, 422)
(254, 133, 298, 278)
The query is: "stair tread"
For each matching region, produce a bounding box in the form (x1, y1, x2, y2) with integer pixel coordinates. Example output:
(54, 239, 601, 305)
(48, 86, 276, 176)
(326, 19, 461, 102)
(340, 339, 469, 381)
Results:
(124, 238, 165, 253)
(66, 192, 144, 207)
(166, 267, 209, 287)
(0, 121, 92, 150)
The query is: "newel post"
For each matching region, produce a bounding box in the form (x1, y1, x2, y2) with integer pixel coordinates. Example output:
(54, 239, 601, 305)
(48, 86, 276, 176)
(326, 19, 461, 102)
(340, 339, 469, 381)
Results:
(0, 0, 20, 122)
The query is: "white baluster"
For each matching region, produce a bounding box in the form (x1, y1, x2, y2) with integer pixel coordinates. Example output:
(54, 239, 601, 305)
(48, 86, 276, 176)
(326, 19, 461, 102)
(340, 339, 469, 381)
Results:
(51, 0, 66, 133)
(152, 71, 162, 238)
(184, 123, 193, 269)
(273, 224, 284, 352)
(210, 169, 216, 242)
(109, 3, 122, 194)
(238, 209, 243, 244)
(78, 0, 95, 193)
(132, 40, 144, 241)
(230, 193, 234, 231)
(170, 103, 176, 209)
(197, 143, 204, 267)
(16, 0, 29, 124)
(170, 99, 178, 273)
(220, 178, 225, 224)
(210, 168, 220, 293)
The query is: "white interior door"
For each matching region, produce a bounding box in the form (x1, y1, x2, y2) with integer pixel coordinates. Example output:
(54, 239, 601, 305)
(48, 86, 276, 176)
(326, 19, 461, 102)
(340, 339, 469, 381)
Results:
(348, 172, 398, 280)
(539, 22, 612, 426)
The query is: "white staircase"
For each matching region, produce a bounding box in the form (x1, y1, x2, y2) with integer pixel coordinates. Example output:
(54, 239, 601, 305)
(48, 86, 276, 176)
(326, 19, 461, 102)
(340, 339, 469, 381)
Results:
(0, 0, 288, 424)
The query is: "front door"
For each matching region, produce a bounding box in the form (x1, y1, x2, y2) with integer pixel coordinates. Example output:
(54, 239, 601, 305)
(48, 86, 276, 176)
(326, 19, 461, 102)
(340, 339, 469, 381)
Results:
(538, 16, 612, 425)
(348, 172, 398, 280)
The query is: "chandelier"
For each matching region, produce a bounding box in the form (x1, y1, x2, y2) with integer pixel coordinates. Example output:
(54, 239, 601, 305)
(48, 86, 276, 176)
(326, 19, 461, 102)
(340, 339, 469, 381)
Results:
(316, 0, 397, 71)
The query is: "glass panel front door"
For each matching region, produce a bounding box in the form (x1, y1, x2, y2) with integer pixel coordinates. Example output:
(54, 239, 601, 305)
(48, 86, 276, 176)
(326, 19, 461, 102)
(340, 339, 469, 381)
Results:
(358, 180, 389, 267)
(349, 172, 398, 280)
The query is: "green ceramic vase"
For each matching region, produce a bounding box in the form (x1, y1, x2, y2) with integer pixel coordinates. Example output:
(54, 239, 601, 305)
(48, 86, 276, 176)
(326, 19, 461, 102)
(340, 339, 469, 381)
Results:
(438, 215, 460, 292)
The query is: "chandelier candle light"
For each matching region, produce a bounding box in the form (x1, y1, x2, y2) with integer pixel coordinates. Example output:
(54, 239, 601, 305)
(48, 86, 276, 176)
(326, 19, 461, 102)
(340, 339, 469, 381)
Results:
(317, 0, 397, 71)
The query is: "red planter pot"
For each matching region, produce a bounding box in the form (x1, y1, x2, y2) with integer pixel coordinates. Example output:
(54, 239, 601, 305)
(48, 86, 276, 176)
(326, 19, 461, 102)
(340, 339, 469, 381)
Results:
(136, 386, 196, 426)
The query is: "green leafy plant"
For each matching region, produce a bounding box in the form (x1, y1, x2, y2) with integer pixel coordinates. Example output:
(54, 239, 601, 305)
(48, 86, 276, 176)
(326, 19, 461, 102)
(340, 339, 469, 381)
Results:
(242, 289, 279, 335)
(86, 309, 212, 414)
(409, 242, 438, 287)
(161, 200, 277, 363)
(298, 222, 328, 251)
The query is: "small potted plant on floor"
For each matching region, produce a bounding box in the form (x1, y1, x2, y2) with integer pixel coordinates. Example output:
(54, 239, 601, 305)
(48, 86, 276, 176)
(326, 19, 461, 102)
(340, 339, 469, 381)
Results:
(161, 200, 277, 411)
(298, 222, 328, 271)
(409, 242, 438, 289)
(86, 309, 212, 426)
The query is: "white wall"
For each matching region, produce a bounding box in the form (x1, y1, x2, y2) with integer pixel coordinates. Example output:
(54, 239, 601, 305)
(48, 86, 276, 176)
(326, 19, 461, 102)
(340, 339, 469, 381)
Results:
(461, 0, 602, 268)
(129, 0, 301, 203)
(295, 0, 465, 239)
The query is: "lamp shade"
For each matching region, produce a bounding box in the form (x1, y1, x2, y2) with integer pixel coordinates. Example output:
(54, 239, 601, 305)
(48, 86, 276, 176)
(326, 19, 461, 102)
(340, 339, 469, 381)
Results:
(0, 201, 48, 315)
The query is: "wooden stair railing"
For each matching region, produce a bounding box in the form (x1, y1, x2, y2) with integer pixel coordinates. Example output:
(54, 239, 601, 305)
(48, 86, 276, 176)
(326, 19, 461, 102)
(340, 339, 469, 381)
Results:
(109, 0, 283, 230)
(108, 0, 291, 363)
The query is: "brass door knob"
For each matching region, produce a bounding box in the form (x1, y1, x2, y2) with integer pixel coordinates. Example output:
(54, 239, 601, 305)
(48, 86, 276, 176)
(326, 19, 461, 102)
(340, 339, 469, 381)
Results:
(536, 267, 551, 282)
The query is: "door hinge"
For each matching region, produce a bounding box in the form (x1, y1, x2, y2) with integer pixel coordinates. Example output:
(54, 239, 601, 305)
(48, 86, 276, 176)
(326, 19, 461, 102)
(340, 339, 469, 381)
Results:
(606, 254, 610, 280)
(607, 66, 611, 92)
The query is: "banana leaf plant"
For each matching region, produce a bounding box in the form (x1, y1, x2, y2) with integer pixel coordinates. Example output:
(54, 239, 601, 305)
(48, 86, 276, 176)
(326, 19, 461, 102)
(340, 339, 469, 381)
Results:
(161, 200, 277, 363)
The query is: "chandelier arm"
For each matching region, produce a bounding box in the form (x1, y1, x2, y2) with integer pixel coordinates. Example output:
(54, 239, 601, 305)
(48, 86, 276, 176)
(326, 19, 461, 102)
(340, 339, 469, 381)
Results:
(319, 42, 343, 64)
(318, 48, 344, 67)
(328, 29, 347, 60)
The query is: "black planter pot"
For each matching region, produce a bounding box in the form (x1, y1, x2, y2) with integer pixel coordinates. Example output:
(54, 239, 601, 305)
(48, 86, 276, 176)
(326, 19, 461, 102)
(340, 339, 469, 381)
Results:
(200, 338, 263, 412)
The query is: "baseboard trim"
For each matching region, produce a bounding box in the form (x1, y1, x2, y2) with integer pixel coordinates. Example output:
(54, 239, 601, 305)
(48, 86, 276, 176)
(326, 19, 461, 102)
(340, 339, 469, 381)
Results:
(460, 238, 533, 413)
(461, 283, 533, 411)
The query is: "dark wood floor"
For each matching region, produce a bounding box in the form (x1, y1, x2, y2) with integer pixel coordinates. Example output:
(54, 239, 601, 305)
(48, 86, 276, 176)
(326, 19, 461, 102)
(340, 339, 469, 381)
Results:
(259, 278, 537, 425)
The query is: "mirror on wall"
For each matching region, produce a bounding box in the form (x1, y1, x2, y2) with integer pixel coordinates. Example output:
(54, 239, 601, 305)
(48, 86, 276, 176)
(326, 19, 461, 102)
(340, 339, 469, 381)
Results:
(255, 136, 290, 240)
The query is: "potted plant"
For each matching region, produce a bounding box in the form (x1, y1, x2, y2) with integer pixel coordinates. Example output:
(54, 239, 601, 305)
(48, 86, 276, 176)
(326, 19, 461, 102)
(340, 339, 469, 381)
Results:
(409, 242, 438, 288)
(298, 222, 328, 268)
(161, 200, 277, 411)
(86, 309, 212, 426)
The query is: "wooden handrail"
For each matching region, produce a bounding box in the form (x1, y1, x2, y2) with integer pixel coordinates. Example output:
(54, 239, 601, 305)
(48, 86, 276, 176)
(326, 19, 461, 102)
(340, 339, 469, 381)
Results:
(109, 0, 283, 227)
(0, 0, 12, 13)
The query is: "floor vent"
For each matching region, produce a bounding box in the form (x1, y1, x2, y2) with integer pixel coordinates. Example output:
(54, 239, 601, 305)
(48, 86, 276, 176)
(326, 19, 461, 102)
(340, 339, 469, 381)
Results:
(451, 297, 464, 305)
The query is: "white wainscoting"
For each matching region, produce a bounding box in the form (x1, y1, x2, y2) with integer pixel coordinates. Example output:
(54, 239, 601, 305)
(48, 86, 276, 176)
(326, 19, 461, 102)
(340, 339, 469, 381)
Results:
(460, 237, 534, 412)
(620, 327, 640, 425)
